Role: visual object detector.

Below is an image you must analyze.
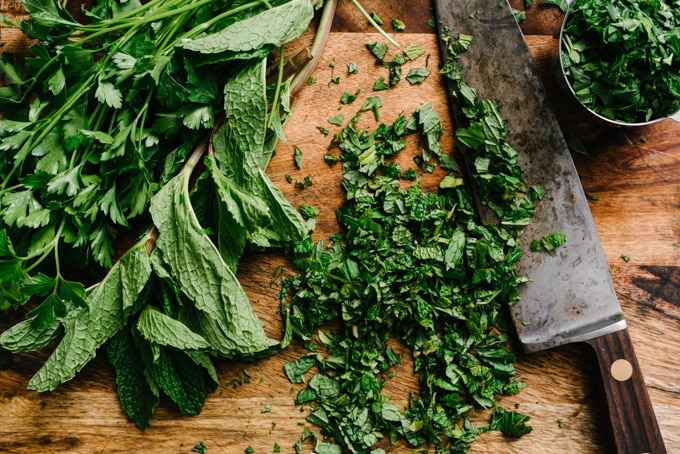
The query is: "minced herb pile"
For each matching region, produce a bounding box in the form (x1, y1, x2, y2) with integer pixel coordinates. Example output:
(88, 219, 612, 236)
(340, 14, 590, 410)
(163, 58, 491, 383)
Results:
(560, 0, 680, 123)
(277, 32, 543, 453)
(0, 0, 317, 429)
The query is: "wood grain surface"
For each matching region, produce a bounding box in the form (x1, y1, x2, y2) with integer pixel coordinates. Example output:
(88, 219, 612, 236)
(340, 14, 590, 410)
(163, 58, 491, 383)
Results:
(1, 0, 680, 453)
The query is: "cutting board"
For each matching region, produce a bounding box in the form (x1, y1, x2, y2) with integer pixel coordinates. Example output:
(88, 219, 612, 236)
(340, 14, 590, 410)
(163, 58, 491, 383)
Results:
(1, 0, 680, 452)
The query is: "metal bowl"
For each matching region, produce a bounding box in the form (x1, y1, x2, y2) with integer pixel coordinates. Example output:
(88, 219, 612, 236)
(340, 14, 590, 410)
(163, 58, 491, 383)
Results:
(555, 0, 680, 127)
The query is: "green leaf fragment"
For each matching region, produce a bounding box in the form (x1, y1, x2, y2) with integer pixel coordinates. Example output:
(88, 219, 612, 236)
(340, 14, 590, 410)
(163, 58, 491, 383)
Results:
(284, 354, 318, 383)
(490, 407, 533, 437)
(294, 145, 303, 169)
(372, 77, 389, 91)
(406, 68, 431, 84)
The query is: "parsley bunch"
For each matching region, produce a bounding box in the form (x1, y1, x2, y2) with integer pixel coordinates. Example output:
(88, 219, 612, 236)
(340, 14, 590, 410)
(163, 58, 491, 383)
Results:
(561, 0, 680, 123)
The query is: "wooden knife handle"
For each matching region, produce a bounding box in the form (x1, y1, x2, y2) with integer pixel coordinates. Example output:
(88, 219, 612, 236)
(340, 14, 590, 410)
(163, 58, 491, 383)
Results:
(585, 328, 666, 454)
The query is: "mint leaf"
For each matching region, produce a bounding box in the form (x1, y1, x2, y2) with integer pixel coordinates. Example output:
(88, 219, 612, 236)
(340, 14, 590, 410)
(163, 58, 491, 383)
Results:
(403, 42, 426, 61)
(406, 68, 431, 84)
(145, 345, 216, 415)
(0, 316, 62, 352)
(373, 77, 389, 91)
(105, 326, 159, 430)
(254, 169, 308, 242)
(221, 58, 268, 179)
(366, 41, 389, 61)
(27, 240, 152, 391)
(149, 172, 278, 358)
(179, 0, 314, 54)
(284, 354, 318, 383)
(137, 305, 212, 351)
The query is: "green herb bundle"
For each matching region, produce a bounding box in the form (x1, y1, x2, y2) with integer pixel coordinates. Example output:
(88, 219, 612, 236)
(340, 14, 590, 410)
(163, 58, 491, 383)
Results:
(560, 0, 680, 123)
(278, 35, 538, 452)
(0, 0, 316, 428)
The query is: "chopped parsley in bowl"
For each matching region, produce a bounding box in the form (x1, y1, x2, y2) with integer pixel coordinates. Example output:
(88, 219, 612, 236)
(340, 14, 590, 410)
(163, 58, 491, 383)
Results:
(558, 0, 680, 126)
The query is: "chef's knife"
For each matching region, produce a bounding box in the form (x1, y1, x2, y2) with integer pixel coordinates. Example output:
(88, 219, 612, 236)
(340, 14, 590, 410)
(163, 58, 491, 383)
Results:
(433, 0, 666, 452)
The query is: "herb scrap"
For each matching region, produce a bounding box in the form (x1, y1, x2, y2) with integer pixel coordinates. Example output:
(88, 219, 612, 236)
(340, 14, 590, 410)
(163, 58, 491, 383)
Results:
(530, 232, 567, 252)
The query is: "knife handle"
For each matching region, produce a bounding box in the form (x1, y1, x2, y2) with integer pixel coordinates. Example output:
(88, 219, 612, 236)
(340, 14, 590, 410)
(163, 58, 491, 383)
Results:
(585, 328, 666, 454)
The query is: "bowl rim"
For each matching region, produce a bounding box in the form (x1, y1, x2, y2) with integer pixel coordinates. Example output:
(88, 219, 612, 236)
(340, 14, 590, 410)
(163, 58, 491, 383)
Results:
(556, 0, 680, 127)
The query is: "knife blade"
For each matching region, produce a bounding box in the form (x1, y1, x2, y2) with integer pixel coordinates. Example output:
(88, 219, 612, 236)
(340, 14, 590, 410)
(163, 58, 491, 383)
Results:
(433, 0, 666, 452)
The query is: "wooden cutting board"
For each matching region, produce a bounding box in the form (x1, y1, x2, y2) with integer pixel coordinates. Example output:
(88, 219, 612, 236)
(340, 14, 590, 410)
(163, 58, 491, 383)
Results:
(1, 0, 680, 453)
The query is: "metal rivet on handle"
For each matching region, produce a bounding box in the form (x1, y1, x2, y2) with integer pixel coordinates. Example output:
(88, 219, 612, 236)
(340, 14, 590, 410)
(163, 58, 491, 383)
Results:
(611, 359, 633, 382)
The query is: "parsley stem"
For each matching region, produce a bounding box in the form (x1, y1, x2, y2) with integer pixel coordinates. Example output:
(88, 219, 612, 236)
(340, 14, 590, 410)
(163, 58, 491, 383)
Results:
(25, 73, 97, 162)
(73, 0, 211, 48)
(155, 9, 193, 53)
(23, 218, 66, 274)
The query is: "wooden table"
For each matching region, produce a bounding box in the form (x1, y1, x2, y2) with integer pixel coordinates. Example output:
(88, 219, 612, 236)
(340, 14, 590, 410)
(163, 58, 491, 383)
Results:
(1, 0, 679, 452)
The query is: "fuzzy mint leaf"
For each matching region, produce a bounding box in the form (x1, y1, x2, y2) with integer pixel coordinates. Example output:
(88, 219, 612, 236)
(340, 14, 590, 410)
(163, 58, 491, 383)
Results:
(284, 354, 318, 383)
(149, 172, 278, 358)
(253, 169, 308, 243)
(204, 155, 269, 265)
(26, 239, 152, 391)
(403, 42, 426, 61)
(366, 41, 389, 62)
(136, 305, 212, 351)
(179, 0, 314, 54)
(406, 68, 431, 85)
(0, 315, 62, 352)
(145, 344, 217, 415)
(294, 146, 303, 168)
(220, 58, 268, 179)
(105, 327, 159, 430)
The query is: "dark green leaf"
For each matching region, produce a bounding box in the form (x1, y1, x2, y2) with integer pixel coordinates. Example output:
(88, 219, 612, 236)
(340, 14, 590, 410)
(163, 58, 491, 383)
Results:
(105, 327, 159, 430)
(490, 407, 533, 437)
